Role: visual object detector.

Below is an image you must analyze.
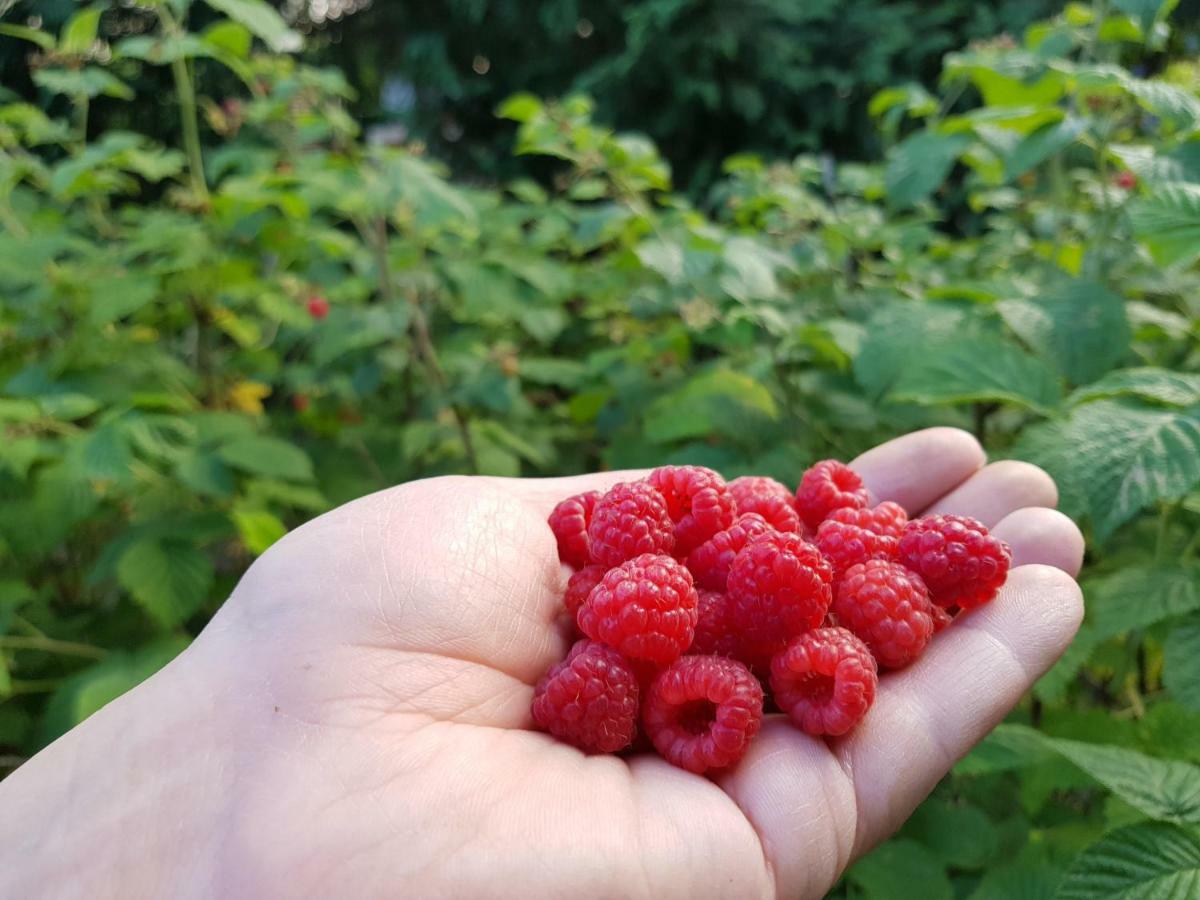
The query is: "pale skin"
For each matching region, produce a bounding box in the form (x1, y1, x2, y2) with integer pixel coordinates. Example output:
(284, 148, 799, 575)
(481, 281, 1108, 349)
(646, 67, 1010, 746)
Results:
(0, 428, 1085, 899)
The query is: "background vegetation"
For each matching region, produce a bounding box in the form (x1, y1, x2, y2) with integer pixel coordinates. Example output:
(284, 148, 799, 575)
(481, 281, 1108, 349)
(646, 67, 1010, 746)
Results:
(2, 0, 1200, 896)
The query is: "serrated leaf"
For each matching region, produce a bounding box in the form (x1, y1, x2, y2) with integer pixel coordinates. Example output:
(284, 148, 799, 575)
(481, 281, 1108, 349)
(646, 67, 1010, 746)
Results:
(885, 131, 973, 209)
(848, 839, 953, 900)
(231, 504, 287, 555)
(1130, 182, 1200, 267)
(117, 539, 214, 629)
(1088, 566, 1200, 639)
(33, 67, 133, 101)
(78, 424, 133, 482)
(904, 801, 998, 869)
(999, 279, 1130, 385)
(1070, 368, 1200, 407)
(218, 436, 314, 481)
(87, 273, 159, 326)
(854, 303, 980, 399)
(1165, 614, 1200, 713)
(60, 7, 102, 54)
(889, 334, 1061, 413)
(970, 863, 1062, 900)
(1005, 116, 1087, 180)
(1055, 821, 1200, 899)
(1015, 400, 1200, 540)
(644, 369, 778, 445)
(203, 0, 302, 53)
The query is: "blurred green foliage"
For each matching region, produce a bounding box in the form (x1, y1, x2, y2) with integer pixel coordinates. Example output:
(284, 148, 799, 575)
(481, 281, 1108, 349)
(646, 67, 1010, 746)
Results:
(2, 0, 1200, 896)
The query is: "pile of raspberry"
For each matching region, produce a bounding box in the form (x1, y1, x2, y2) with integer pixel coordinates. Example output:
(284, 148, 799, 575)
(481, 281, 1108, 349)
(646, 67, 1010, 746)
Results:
(535, 462, 1011, 774)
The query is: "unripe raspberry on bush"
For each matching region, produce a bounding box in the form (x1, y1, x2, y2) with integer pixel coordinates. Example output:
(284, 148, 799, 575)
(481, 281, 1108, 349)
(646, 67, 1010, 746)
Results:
(795, 460, 870, 530)
(647, 465, 736, 557)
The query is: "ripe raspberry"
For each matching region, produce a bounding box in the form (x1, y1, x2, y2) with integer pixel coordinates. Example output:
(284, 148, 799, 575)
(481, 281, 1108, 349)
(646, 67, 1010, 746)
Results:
(727, 531, 834, 664)
(643, 655, 763, 773)
(815, 502, 907, 574)
(647, 466, 736, 557)
(578, 554, 698, 665)
(931, 604, 955, 634)
(832, 560, 933, 669)
(563, 564, 606, 618)
(729, 476, 802, 533)
(690, 590, 741, 657)
(291, 393, 310, 413)
(532, 639, 639, 753)
(686, 513, 774, 592)
(587, 482, 675, 568)
(548, 490, 601, 569)
(770, 627, 877, 736)
(307, 296, 330, 320)
(795, 460, 870, 530)
(897, 514, 1011, 610)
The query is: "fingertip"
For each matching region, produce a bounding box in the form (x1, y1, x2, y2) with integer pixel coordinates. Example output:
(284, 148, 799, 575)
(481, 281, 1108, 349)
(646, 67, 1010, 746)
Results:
(925, 459, 1059, 526)
(992, 507, 1085, 577)
(851, 428, 986, 513)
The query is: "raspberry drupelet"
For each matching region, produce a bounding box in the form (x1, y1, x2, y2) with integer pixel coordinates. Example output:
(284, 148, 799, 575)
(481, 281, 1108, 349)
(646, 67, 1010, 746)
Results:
(642, 655, 764, 774)
(770, 627, 878, 736)
(532, 639, 640, 753)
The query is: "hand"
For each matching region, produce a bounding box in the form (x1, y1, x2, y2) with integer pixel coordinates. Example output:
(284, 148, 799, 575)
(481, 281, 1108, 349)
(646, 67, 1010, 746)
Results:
(0, 428, 1083, 899)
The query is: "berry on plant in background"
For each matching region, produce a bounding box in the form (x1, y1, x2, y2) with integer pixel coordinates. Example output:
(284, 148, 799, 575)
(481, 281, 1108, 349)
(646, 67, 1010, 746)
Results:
(686, 512, 775, 592)
(795, 459, 870, 530)
(548, 490, 601, 569)
(728, 476, 802, 533)
(727, 531, 834, 665)
(563, 564, 606, 619)
(647, 465, 737, 557)
(815, 501, 907, 574)
(587, 481, 675, 568)
(577, 554, 698, 665)
(531, 639, 640, 754)
(306, 295, 330, 320)
(770, 627, 878, 736)
(897, 514, 1011, 610)
(690, 590, 741, 658)
(642, 655, 764, 774)
(1114, 170, 1137, 190)
(291, 393, 310, 413)
(832, 560, 933, 669)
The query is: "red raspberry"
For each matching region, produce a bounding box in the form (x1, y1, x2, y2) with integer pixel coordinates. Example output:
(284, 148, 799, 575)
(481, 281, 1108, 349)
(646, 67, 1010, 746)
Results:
(795, 460, 869, 530)
(897, 515, 1011, 610)
(832, 560, 933, 669)
(1114, 170, 1137, 190)
(690, 590, 741, 657)
(307, 296, 330, 319)
(647, 466, 736, 557)
(563, 564, 606, 618)
(727, 531, 834, 664)
(770, 626, 877, 736)
(815, 502, 907, 574)
(532, 639, 639, 753)
(642, 655, 763, 773)
(578, 554, 698, 665)
(587, 482, 675, 568)
(931, 604, 955, 634)
(729, 476, 802, 533)
(686, 513, 774, 592)
(548, 491, 601, 568)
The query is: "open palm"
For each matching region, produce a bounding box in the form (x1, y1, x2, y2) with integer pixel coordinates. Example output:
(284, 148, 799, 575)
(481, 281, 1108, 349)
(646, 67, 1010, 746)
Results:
(0, 429, 1084, 899)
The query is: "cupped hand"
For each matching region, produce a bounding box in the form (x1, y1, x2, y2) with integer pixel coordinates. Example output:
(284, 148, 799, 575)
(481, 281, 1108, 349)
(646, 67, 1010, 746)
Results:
(0, 429, 1084, 900)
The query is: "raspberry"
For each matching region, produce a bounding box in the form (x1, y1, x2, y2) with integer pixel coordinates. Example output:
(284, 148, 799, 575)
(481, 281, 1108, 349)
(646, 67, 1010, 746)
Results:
(931, 604, 955, 634)
(727, 531, 834, 663)
(532, 639, 639, 753)
(897, 515, 1011, 610)
(815, 502, 907, 574)
(642, 655, 763, 773)
(548, 491, 601, 568)
(770, 627, 877, 736)
(563, 564, 606, 618)
(578, 554, 698, 665)
(690, 590, 741, 657)
(729, 476, 802, 533)
(587, 482, 675, 568)
(832, 560, 933, 669)
(647, 466, 736, 557)
(307, 296, 330, 320)
(686, 513, 775, 592)
(795, 460, 870, 530)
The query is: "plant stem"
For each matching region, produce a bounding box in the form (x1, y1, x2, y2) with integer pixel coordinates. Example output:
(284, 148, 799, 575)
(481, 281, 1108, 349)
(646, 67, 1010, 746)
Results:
(0, 635, 109, 660)
(1154, 502, 1174, 564)
(156, 7, 209, 202)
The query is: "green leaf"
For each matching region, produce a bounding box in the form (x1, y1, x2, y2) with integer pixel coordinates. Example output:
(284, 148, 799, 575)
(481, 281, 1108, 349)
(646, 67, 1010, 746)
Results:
(496, 93, 544, 123)
(0, 24, 56, 51)
(32, 67, 133, 101)
(218, 436, 314, 482)
(1087, 566, 1200, 639)
(1069, 368, 1200, 407)
(854, 303, 980, 399)
(885, 130, 972, 209)
(904, 800, 998, 869)
(1130, 182, 1200, 268)
(231, 504, 287, 555)
(1055, 821, 1200, 899)
(60, 6, 102, 54)
(848, 839, 953, 900)
(970, 863, 1062, 900)
(1015, 400, 1200, 540)
(176, 450, 236, 498)
(1112, 0, 1181, 36)
(87, 273, 159, 326)
(117, 539, 214, 629)
(889, 334, 1061, 413)
(1165, 614, 1200, 713)
(999, 279, 1130, 385)
(78, 424, 133, 482)
(644, 369, 779, 445)
(203, 0, 302, 53)
(1005, 116, 1087, 180)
